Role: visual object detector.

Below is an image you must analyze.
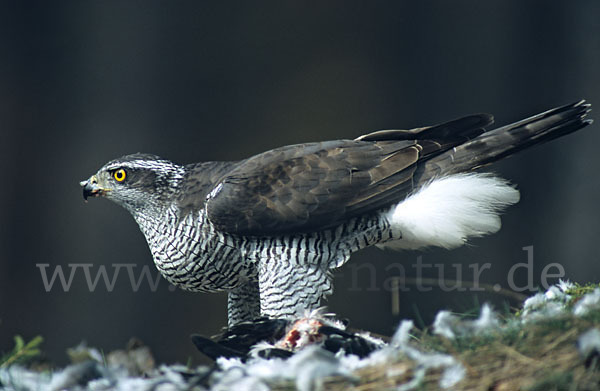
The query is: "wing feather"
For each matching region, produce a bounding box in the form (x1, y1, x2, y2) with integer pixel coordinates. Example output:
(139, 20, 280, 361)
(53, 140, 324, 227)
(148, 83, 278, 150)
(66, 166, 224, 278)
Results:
(203, 114, 491, 235)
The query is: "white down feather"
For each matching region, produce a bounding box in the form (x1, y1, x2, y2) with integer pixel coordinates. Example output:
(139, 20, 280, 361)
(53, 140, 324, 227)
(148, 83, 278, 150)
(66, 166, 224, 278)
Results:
(379, 173, 520, 250)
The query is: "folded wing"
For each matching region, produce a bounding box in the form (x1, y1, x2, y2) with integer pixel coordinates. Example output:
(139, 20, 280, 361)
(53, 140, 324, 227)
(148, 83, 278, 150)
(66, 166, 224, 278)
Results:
(205, 114, 492, 235)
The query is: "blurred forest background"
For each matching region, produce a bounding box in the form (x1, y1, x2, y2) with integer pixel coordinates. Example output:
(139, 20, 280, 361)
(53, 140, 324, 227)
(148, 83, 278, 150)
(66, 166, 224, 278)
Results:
(1, 1, 599, 365)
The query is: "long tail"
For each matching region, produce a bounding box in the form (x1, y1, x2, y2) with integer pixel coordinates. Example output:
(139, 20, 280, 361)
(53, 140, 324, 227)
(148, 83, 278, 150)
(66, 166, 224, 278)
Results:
(418, 100, 592, 182)
(383, 100, 592, 250)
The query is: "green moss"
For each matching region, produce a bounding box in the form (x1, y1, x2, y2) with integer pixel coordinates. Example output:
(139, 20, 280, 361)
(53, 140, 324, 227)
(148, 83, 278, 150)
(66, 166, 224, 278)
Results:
(524, 371, 574, 391)
(565, 282, 600, 299)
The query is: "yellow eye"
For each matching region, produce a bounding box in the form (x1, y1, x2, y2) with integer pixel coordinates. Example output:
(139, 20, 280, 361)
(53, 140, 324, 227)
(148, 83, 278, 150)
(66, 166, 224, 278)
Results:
(113, 168, 127, 182)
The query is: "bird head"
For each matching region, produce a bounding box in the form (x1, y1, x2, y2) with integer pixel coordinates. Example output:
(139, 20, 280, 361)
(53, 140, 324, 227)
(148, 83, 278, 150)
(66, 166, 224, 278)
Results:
(80, 153, 184, 213)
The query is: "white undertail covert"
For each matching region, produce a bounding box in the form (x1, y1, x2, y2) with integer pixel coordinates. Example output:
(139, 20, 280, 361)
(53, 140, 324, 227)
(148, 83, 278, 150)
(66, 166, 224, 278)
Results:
(381, 173, 520, 250)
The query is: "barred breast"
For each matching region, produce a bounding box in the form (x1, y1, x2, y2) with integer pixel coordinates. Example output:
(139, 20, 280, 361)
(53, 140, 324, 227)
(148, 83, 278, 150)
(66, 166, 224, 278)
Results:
(134, 204, 396, 294)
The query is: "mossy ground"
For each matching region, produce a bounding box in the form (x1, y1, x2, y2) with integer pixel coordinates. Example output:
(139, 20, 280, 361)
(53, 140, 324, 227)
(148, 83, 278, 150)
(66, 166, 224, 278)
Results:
(288, 283, 600, 390)
(302, 316, 600, 390)
(4, 284, 600, 390)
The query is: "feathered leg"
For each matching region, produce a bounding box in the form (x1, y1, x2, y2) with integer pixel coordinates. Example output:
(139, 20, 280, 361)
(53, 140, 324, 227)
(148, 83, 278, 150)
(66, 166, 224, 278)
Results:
(227, 279, 261, 327)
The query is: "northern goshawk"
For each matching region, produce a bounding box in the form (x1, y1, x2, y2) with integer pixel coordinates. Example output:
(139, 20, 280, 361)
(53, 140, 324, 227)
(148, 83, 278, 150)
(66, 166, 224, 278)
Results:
(81, 101, 592, 326)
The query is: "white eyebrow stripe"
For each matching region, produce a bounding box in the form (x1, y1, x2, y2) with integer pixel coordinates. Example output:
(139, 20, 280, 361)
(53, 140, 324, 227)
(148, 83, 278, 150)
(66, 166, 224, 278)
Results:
(104, 160, 173, 171)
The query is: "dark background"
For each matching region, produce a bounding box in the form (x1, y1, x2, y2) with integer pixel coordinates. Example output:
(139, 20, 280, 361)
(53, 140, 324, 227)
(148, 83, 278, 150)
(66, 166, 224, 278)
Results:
(1, 1, 599, 365)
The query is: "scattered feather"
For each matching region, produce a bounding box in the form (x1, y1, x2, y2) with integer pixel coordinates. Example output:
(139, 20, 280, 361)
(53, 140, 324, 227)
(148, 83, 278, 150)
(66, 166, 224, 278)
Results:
(558, 278, 575, 293)
(573, 289, 600, 317)
(577, 328, 600, 358)
(3, 280, 600, 391)
(433, 303, 500, 339)
(47, 361, 103, 391)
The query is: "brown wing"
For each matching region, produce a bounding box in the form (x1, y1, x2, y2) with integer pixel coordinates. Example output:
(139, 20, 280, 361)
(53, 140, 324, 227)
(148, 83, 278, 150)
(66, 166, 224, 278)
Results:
(203, 114, 492, 236)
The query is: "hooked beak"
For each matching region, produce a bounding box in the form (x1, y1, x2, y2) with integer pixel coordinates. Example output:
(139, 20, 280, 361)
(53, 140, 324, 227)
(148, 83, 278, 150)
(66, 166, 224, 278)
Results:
(80, 175, 108, 201)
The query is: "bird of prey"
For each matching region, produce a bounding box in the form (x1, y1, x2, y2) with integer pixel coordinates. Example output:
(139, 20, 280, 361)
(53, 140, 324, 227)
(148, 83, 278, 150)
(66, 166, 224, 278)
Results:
(81, 101, 592, 326)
